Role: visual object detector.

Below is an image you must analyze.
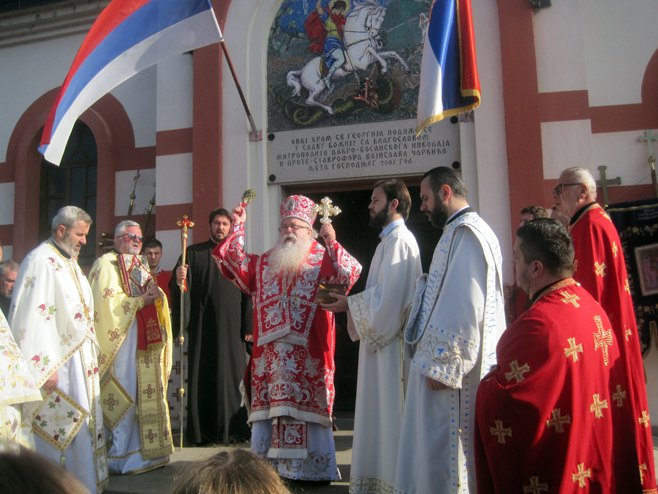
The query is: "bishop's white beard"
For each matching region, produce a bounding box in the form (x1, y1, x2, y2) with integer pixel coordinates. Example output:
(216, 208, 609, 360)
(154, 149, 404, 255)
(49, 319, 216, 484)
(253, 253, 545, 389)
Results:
(268, 234, 312, 275)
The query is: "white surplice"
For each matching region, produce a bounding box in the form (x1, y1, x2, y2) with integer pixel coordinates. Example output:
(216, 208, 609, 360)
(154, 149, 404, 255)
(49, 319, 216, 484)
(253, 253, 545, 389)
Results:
(9, 241, 108, 493)
(346, 221, 421, 494)
(395, 211, 505, 494)
(0, 308, 41, 451)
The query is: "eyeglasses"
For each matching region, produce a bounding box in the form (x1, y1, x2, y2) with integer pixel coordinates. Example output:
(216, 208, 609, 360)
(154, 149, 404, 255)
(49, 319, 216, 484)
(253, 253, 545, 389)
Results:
(278, 224, 310, 233)
(120, 232, 144, 243)
(553, 183, 582, 196)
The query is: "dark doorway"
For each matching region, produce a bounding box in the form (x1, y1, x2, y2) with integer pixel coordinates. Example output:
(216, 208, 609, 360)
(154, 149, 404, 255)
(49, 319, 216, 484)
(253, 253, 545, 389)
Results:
(39, 121, 98, 268)
(290, 183, 440, 411)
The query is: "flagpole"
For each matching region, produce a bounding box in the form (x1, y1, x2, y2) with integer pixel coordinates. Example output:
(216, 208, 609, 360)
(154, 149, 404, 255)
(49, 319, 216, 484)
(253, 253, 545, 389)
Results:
(220, 41, 261, 141)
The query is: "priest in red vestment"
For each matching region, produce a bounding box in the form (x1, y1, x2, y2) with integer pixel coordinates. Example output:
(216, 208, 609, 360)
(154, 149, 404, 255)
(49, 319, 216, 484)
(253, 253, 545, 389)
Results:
(553, 166, 657, 491)
(475, 218, 653, 493)
(213, 195, 361, 482)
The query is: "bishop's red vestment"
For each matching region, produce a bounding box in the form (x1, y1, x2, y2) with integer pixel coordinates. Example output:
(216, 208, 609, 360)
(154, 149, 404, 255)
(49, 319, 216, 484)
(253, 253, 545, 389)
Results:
(475, 279, 650, 493)
(213, 224, 361, 428)
(570, 203, 656, 491)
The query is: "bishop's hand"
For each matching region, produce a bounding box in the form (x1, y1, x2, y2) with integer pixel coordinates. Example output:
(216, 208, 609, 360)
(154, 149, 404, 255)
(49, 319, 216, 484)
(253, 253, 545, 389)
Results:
(232, 206, 246, 225)
(320, 223, 336, 244)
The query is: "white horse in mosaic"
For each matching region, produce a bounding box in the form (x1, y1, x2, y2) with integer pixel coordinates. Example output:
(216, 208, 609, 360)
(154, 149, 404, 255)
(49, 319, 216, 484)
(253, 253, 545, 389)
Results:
(286, 0, 409, 114)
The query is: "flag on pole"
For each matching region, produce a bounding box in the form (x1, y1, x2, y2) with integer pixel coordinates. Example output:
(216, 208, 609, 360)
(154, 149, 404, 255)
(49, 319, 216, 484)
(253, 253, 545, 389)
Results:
(416, 0, 481, 135)
(39, 0, 223, 165)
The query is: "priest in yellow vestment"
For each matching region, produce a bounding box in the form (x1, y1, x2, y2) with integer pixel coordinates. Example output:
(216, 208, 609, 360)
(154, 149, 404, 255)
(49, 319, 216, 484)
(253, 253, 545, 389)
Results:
(90, 220, 173, 474)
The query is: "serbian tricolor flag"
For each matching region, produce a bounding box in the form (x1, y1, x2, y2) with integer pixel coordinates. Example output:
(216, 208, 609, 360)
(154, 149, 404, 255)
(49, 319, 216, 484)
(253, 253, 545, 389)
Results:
(39, 0, 223, 165)
(416, 0, 481, 134)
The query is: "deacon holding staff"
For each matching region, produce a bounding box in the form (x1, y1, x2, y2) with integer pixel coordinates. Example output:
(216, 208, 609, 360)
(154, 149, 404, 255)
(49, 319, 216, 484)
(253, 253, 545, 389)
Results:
(213, 195, 361, 483)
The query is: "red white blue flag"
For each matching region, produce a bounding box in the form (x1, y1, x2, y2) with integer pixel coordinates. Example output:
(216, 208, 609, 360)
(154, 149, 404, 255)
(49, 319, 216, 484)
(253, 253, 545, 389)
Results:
(416, 0, 481, 134)
(39, 0, 223, 165)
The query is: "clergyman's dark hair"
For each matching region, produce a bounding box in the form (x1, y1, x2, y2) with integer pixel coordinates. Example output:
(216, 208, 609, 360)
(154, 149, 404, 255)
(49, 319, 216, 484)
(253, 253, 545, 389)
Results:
(208, 208, 232, 225)
(421, 166, 468, 198)
(373, 179, 412, 221)
(516, 218, 574, 276)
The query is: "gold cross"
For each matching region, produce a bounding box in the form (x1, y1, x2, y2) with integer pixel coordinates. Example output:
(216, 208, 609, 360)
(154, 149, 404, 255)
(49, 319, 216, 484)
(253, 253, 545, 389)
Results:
(571, 463, 592, 488)
(638, 410, 651, 428)
(489, 420, 512, 444)
(594, 261, 606, 277)
(523, 476, 549, 494)
(559, 291, 580, 308)
(612, 385, 626, 407)
(545, 408, 571, 433)
(612, 241, 618, 258)
(589, 393, 608, 419)
(564, 337, 583, 363)
(625, 327, 632, 341)
(313, 196, 342, 224)
(593, 315, 613, 366)
(504, 360, 530, 383)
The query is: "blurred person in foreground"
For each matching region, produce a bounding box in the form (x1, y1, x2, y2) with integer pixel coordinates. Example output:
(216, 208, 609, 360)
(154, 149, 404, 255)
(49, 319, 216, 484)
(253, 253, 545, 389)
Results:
(170, 449, 291, 494)
(0, 448, 89, 494)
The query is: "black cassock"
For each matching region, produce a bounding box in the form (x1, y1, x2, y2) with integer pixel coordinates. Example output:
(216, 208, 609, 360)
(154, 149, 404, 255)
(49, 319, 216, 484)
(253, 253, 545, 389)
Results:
(170, 240, 251, 445)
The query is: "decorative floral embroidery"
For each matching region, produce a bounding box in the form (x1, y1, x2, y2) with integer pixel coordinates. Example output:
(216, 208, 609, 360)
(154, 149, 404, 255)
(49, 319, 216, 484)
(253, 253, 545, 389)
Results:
(37, 303, 57, 320)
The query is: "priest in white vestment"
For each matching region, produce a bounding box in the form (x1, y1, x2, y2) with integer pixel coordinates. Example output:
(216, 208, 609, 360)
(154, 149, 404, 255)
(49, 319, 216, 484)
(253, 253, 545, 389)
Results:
(0, 308, 41, 451)
(9, 206, 109, 493)
(90, 220, 173, 475)
(395, 167, 505, 494)
(323, 179, 421, 493)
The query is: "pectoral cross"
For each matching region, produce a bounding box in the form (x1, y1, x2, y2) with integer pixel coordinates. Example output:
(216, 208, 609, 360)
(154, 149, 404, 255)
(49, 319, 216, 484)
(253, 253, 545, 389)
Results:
(639, 129, 658, 198)
(313, 196, 342, 224)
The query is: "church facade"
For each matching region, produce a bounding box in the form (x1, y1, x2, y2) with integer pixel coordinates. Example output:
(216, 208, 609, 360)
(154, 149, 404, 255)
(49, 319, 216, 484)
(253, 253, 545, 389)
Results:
(1, 0, 657, 420)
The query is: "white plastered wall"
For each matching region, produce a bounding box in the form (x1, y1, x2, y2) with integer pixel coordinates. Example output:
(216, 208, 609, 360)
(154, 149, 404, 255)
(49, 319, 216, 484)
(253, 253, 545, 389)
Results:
(533, 0, 658, 424)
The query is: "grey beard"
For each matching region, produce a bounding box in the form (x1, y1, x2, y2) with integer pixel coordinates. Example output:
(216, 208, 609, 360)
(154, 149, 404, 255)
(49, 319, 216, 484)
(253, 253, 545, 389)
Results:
(269, 236, 312, 273)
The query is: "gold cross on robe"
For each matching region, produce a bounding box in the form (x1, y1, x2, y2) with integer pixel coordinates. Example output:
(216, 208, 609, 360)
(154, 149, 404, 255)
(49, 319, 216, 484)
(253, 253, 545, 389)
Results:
(504, 360, 530, 383)
(571, 463, 592, 488)
(489, 419, 512, 444)
(564, 337, 583, 362)
(593, 315, 613, 366)
(559, 291, 580, 308)
(523, 476, 549, 494)
(545, 408, 571, 433)
(612, 384, 626, 407)
(589, 393, 608, 419)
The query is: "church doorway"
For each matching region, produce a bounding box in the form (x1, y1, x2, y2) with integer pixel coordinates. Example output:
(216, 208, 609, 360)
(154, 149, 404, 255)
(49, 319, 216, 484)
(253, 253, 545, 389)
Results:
(286, 181, 440, 411)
